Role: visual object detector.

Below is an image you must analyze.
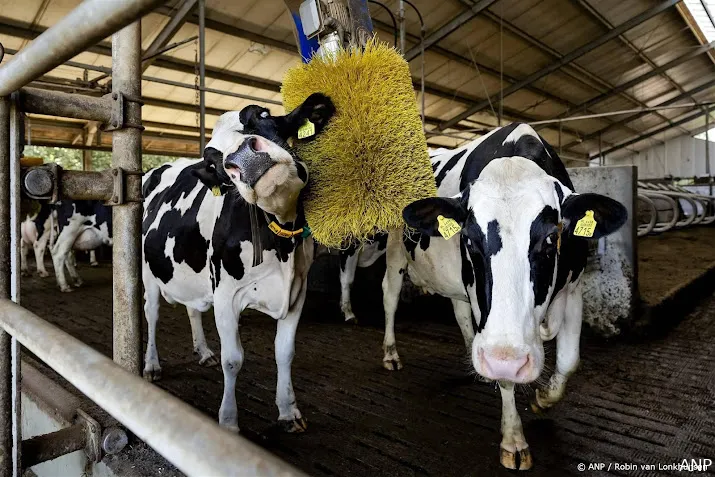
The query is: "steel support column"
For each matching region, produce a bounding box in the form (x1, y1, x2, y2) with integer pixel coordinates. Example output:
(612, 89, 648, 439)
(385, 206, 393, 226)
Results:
(199, 0, 206, 152)
(707, 105, 712, 195)
(111, 23, 143, 375)
(142, 0, 198, 73)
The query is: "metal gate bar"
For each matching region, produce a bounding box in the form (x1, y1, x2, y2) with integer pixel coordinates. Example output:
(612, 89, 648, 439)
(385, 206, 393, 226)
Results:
(0, 96, 12, 477)
(0, 299, 307, 477)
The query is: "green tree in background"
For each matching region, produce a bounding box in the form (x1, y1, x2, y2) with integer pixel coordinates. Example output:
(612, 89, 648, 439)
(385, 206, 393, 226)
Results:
(23, 146, 177, 172)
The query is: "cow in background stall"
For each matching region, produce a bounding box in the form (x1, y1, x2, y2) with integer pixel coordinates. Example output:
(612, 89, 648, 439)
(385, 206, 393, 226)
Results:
(21, 202, 56, 278)
(383, 123, 627, 470)
(21, 202, 100, 279)
(141, 94, 334, 432)
(51, 200, 112, 292)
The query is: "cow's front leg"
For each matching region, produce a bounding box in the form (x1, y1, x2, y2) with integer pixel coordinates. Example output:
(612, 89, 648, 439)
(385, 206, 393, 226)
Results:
(89, 250, 98, 267)
(339, 250, 359, 323)
(381, 230, 407, 370)
(451, 299, 475, 349)
(187, 307, 217, 366)
(275, 302, 306, 432)
(143, 278, 162, 381)
(499, 381, 532, 470)
(533, 285, 582, 413)
(215, 300, 243, 433)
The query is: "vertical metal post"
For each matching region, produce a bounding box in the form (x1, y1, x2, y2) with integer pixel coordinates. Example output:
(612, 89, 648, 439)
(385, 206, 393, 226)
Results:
(0, 96, 13, 477)
(706, 105, 712, 195)
(112, 23, 143, 375)
(599, 132, 603, 167)
(399, 0, 405, 54)
(558, 120, 562, 155)
(199, 0, 206, 153)
(8, 93, 21, 477)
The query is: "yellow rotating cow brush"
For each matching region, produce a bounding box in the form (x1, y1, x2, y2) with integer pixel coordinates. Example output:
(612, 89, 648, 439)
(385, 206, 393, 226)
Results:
(282, 40, 436, 248)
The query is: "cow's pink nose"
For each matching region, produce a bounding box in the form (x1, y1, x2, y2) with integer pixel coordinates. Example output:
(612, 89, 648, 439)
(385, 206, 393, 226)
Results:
(480, 348, 531, 382)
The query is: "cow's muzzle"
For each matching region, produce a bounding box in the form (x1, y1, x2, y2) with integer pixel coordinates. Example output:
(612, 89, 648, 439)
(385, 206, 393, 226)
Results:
(224, 137, 275, 188)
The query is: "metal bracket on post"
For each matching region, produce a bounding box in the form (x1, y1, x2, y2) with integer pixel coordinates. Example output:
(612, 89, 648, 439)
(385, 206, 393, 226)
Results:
(104, 92, 144, 132)
(76, 409, 102, 463)
(107, 167, 143, 206)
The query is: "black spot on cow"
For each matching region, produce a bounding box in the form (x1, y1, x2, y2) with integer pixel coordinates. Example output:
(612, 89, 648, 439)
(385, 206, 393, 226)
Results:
(403, 228, 420, 260)
(143, 164, 172, 198)
(529, 206, 559, 307)
(419, 233, 430, 251)
(56, 200, 112, 237)
(376, 233, 388, 251)
(435, 150, 466, 188)
(463, 219, 502, 332)
(554, 181, 564, 204)
(32, 203, 54, 239)
(431, 161, 440, 172)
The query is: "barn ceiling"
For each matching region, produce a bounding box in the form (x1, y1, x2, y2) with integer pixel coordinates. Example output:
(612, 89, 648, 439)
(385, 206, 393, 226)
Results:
(0, 0, 714, 165)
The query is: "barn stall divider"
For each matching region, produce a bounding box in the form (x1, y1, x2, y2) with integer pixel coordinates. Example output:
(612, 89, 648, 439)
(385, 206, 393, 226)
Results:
(0, 0, 305, 475)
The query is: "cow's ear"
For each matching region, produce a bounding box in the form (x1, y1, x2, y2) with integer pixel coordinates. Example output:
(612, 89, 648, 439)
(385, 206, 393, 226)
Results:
(403, 197, 468, 236)
(281, 93, 336, 138)
(192, 147, 229, 190)
(562, 193, 627, 239)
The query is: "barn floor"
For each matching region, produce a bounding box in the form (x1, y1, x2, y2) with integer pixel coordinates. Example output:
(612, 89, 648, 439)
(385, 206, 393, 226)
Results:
(19, 233, 715, 477)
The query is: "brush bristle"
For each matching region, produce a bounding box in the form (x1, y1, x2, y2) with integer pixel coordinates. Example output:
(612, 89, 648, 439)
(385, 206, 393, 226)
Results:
(282, 40, 437, 247)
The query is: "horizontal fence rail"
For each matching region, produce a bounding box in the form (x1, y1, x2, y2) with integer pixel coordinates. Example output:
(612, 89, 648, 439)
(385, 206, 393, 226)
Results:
(0, 299, 307, 477)
(0, 0, 165, 96)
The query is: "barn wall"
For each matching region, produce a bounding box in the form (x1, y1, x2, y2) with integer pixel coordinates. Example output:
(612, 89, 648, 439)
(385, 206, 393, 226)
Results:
(602, 135, 715, 179)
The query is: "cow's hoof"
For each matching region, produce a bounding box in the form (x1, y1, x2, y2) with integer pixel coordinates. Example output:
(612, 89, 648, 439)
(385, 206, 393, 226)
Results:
(382, 357, 403, 371)
(500, 447, 532, 470)
(344, 315, 358, 325)
(278, 417, 307, 433)
(73, 280, 83, 288)
(60, 286, 74, 293)
(198, 354, 219, 367)
(20, 270, 29, 277)
(220, 423, 240, 434)
(90, 262, 99, 268)
(38, 271, 49, 278)
(143, 367, 162, 382)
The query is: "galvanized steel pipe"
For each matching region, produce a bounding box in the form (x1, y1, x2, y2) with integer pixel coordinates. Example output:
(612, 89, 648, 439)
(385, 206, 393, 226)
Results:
(0, 0, 165, 96)
(0, 299, 308, 477)
(18, 88, 113, 124)
(111, 24, 143, 375)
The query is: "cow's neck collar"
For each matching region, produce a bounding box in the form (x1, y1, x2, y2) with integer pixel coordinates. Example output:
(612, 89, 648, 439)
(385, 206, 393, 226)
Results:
(262, 206, 310, 239)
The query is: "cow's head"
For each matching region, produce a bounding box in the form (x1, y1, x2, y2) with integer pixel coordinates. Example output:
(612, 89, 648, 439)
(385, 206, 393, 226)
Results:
(194, 93, 335, 222)
(403, 157, 627, 383)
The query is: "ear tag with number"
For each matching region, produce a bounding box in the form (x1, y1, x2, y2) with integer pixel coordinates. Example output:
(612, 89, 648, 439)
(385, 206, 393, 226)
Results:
(437, 215, 461, 240)
(573, 210, 597, 238)
(211, 186, 222, 197)
(297, 119, 315, 139)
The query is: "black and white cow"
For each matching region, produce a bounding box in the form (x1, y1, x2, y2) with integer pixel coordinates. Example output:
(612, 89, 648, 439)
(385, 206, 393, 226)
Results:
(383, 123, 627, 470)
(20, 203, 56, 277)
(51, 201, 112, 292)
(141, 93, 334, 432)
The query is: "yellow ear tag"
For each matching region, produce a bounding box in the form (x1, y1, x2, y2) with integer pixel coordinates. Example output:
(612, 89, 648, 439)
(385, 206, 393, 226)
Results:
(573, 210, 597, 238)
(437, 215, 461, 240)
(211, 186, 222, 197)
(297, 120, 315, 139)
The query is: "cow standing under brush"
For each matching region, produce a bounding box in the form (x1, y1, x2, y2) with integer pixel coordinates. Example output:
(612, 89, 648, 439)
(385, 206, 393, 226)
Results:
(21, 203, 56, 278)
(383, 123, 627, 470)
(141, 94, 334, 432)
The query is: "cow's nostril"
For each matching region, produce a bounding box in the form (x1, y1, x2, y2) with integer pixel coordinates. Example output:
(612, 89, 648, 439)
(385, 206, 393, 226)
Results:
(247, 137, 258, 152)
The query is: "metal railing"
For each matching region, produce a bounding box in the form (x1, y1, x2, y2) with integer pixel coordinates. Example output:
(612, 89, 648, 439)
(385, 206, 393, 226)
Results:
(637, 181, 715, 236)
(0, 0, 307, 475)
